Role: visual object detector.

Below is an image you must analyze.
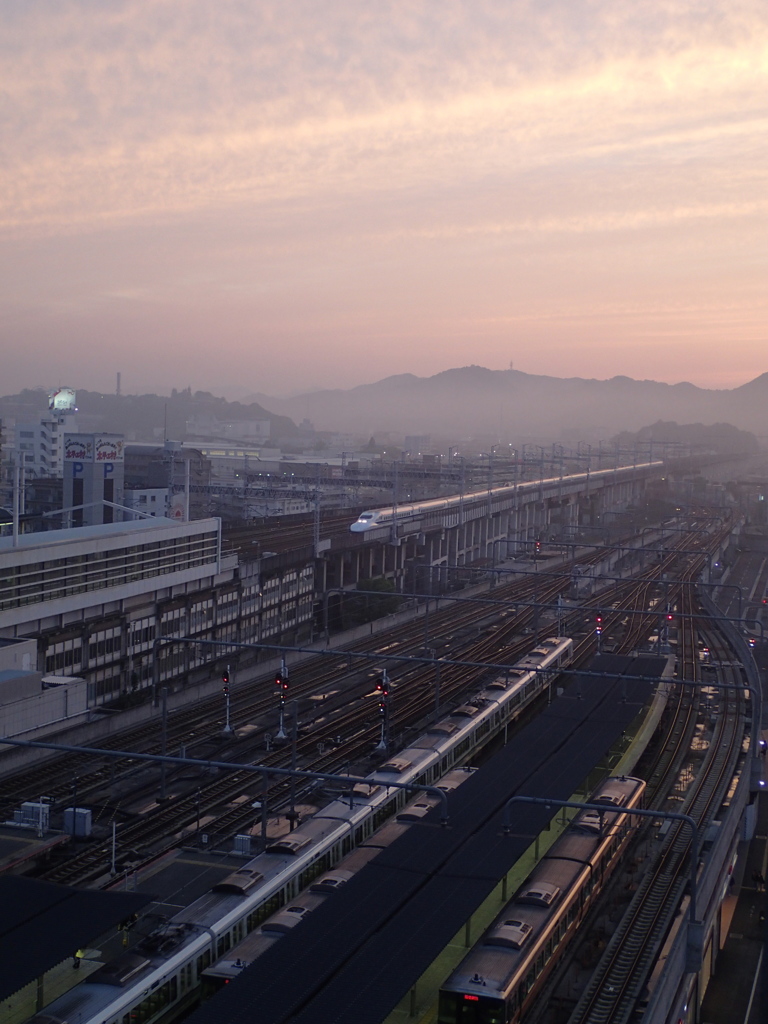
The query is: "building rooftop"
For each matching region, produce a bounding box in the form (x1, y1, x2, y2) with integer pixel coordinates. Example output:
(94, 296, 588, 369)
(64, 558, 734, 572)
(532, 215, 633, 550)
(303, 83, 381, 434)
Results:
(0, 516, 215, 554)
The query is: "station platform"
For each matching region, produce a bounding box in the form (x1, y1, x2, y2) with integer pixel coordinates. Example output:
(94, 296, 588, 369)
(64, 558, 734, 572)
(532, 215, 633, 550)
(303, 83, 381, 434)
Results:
(700, 787, 768, 1024)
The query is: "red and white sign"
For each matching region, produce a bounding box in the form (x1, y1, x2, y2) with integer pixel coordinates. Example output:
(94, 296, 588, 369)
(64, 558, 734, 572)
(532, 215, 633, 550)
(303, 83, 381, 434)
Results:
(64, 436, 93, 461)
(94, 436, 124, 463)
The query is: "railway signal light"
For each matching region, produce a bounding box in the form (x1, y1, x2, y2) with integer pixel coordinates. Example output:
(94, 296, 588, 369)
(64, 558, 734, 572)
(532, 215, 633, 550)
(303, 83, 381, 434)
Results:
(375, 679, 389, 713)
(275, 673, 289, 692)
(595, 613, 603, 636)
(222, 669, 230, 686)
(534, 540, 541, 553)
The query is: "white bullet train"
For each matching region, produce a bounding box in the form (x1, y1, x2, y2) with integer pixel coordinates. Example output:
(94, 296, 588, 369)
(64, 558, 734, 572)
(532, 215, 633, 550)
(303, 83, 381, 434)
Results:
(350, 463, 664, 533)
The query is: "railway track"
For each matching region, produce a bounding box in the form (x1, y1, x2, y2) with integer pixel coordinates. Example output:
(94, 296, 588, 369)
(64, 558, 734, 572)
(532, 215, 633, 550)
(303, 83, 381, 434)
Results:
(567, 609, 746, 1024)
(1, 538, 609, 810)
(516, 521, 741, 1024)
(0, 556, 580, 814)
(221, 510, 363, 556)
(529, 528, 750, 1024)
(14, 520, 732, 890)
(31, 542, 631, 886)
(32, 579, 572, 885)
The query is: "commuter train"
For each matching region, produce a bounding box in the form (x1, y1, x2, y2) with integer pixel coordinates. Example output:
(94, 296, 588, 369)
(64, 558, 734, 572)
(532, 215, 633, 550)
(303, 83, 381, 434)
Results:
(37, 637, 573, 1024)
(350, 462, 663, 533)
(438, 774, 646, 1024)
(201, 765, 479, 994)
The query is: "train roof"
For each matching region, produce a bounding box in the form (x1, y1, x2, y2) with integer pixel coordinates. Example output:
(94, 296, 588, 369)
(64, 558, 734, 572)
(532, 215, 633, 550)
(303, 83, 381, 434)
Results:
(351, 464, 664, 522)
(184, 658, 657, 1024)
(442, 776, 645, 993)
(36, 651, 651, 1024)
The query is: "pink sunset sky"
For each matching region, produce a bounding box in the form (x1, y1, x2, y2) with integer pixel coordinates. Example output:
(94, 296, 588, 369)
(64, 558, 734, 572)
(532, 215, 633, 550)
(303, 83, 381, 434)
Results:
(2, 0, 767, 399)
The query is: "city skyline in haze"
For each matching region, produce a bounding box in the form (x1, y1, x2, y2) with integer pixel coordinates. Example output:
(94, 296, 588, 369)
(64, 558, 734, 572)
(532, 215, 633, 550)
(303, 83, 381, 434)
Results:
(2, 1, 767, 399)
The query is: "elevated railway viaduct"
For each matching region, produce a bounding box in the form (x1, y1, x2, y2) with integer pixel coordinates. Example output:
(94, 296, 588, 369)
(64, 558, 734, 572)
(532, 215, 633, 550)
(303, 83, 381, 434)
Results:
(0, 459, 705, 714)
(313, 461, 666, 597)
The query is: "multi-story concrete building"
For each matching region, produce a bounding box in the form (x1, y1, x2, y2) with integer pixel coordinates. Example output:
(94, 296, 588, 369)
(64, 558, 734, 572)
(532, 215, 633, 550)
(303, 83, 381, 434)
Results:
(0, 517, 315, 713)
(13, 387, 79, 479)
(14, 413, 77, 479)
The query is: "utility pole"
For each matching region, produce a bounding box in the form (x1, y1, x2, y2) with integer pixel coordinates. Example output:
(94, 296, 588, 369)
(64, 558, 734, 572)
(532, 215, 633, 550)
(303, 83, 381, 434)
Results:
(313, 465, 321, 558)
(275, 658, 289, 740)
(221, 667, 233, 736)
(375, 671, 390, 751)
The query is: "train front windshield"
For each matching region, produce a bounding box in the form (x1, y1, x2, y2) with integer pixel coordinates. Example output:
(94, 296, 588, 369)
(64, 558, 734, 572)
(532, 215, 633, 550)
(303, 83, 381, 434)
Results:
(438, 992, 506, 1024)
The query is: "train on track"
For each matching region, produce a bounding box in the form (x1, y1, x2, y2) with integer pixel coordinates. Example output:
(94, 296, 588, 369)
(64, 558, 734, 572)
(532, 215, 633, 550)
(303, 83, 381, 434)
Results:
(39, 637, 573, 1024)
(438, 774, 646, 1024)
(350, 463, 663, 533)
(200, 764, 479, 994)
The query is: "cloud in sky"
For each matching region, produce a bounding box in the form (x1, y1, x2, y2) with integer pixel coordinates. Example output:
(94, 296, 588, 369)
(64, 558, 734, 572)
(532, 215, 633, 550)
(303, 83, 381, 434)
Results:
(1, 0, 767, 396)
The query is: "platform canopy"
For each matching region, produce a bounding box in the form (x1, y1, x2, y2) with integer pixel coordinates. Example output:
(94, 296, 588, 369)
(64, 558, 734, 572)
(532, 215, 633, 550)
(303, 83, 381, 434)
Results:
(0, 876, 151, 1001)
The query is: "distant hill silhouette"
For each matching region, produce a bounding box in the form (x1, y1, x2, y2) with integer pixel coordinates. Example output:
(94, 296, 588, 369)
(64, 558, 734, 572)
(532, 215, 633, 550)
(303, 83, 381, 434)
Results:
(0, 388, 298, 443)
(614, 420, 759, 455)
(245, 367, 768, 442)
(4, 368, 766, 447)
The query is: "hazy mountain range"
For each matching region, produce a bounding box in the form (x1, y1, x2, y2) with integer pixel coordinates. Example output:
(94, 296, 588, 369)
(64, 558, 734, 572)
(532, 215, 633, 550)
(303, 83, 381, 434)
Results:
(4, 368, 767, 447)
(247, 367, 768, 443)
